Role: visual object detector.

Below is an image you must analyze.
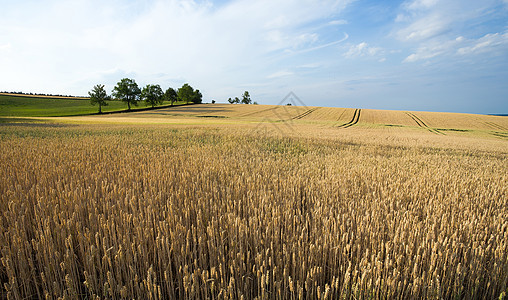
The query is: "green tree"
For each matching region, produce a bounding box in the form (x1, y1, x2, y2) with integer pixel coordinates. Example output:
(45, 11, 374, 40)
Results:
(228, 97, 234, 104)
(112, 78, 141, 110)
(177, 83, 202, 104)
(234, 97, 240, 104)
(141, 84, 164, 108)
(192, 89, 203, 104)
(88, 84, 110, 114)
(177, 83, 194, 104)
(164, 87, 178, 106)
(241, 91, 251, 104)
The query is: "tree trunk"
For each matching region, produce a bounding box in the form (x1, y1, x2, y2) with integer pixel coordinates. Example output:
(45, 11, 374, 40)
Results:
(98, 104, 102, 114)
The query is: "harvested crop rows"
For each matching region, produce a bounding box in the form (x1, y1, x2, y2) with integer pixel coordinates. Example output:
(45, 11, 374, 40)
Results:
(1, 123, 506, 299)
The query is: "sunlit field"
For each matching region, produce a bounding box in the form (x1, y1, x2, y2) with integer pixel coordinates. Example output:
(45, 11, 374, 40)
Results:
(1, 104, 507, 299)
(0, 93, 189, 117)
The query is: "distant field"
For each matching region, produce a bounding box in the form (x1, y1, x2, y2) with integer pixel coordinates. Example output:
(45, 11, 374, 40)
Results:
(48, 103, 508, 140)
(0, 92, 89, 99)
(0, 93, 186, 117)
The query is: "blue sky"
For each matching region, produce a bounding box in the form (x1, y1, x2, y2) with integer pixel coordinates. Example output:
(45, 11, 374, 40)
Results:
(1, 0, 507, 114)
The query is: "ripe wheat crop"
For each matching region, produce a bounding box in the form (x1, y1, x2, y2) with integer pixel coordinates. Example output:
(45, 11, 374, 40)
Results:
(0, 123, 507, 299)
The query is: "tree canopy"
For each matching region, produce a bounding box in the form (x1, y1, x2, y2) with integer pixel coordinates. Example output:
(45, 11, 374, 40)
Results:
(193, 90, 202, 104)
(164, 87, 178, 106)
(228, 91, 253, 104)
(112, 78, 141, 110)
(177, 83, 202, 104)
(141, 84, 164, 108)
(90, 80, 203, 112)
(88, 84, 110, 114)
(241, 91, 251, 104)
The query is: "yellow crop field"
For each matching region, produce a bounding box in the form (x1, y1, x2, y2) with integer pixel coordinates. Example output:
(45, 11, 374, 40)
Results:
(359, 109, 413, 127)
(0, 104, 507, 299)
(60, 104, 508, 134)
(297, 107, 345, 122)
(411, 111, 508, 131)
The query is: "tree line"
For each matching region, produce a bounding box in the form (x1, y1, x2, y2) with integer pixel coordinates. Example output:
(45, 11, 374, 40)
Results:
(0, 91, 85, 98)
(89, 78, 202, 113)
(227, 91, 257, 104)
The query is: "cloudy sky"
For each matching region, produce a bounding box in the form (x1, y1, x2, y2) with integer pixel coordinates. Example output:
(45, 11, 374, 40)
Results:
(1, 0, 507, 114)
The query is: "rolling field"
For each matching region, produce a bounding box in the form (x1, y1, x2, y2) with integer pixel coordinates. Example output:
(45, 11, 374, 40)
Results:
(0, 103, 507, 299)
(0, 93, 187, 117)
(47, 103, 508, 138)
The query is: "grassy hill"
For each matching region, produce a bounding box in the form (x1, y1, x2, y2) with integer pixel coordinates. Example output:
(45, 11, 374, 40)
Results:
(0, 93, 186, 117)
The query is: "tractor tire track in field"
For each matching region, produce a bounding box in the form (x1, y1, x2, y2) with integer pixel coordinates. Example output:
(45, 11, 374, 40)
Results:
(239, 106, 278, 117)
(406, 112, 444, 135)
(336, 109, 347, 122)
(484, 122, 507, 131)
(337, 109, 361, 128)
(490, 132, 508, 139)
(292, 107, 320, 120)
(484, 122, 508, 139)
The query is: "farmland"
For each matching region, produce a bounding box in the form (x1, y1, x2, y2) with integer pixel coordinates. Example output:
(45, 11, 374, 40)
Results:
(0, 104, 507, 299)
(0, 93, 187, 117)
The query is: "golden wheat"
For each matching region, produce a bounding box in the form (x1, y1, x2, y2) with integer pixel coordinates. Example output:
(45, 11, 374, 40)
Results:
(0, 121, 506, 299)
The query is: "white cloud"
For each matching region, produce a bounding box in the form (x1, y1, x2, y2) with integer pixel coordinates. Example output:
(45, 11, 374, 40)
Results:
(395, 0, 449, 41)
(1, 0, 506, 114)
(329, 19, 348, 25)
(297, 63, 321, 69)
(0, 0, 354, 96)
(404, 0, 439, 11)
(395, 0, 506, 42)
(265, 31, 320, 50)
(344, 42, 382, 58)
(0, 43, 11, 50)
(395, 0, 508, 63)
(267, 71, 294, 79)
(403, 50, 438, 62)
(289, 33, 348, 55)
(264, 15, 290, 29)
(403, 37, 464, 62)
(397, 14, 448, 41)
(404, 32, 508, 62)
(295, 33, 319, 46)
(457, 31, 508, 55)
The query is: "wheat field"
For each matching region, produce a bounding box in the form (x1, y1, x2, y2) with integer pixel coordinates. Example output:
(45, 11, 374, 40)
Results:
(1, 105, 507, 299)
